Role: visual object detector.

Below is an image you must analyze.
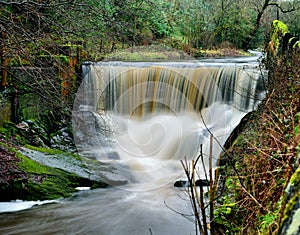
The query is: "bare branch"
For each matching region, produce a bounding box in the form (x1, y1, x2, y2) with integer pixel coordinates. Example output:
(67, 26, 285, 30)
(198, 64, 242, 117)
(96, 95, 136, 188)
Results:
(268, 1, 300, 13)
(0, 0, 75, 7)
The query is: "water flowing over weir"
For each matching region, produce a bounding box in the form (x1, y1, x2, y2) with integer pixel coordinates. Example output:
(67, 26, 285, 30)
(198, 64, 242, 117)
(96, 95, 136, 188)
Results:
(0, 58, 266, 235)
(80, 62, 262, 115)
(72, 62, 264, 190)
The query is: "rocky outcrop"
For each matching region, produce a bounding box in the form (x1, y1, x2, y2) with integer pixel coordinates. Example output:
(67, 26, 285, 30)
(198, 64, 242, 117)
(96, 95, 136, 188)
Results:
(0, 134, 128, 201)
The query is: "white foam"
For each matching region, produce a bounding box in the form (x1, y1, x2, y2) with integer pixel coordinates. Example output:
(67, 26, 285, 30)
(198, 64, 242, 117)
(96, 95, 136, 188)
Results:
(0, 199, 57, 213)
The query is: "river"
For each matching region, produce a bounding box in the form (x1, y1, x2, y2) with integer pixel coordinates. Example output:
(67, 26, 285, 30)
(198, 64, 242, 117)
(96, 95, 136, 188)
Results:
(0, 52, 265, 235)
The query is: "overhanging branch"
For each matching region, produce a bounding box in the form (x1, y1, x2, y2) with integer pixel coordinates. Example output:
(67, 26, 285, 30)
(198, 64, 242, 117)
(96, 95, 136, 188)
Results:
(268, 2, 300, 13)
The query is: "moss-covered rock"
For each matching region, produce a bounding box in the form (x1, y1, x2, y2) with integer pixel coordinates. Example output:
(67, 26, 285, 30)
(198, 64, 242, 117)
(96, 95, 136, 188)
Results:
(0, 141, 108, 202)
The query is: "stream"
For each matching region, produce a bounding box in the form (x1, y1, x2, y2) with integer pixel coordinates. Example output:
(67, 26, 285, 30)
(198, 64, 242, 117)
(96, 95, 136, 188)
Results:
(0, 52, 265, 235)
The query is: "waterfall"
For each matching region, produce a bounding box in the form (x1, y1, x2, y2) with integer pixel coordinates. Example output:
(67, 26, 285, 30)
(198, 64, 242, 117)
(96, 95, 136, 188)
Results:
(0, 59, 265, 235)
(72, 61, 264, 190)
(78, 62, 262, 115)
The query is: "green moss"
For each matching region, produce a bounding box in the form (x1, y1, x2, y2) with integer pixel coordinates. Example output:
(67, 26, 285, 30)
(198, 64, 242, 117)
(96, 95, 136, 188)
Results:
(0, 151, 108, 201)
(0, 121, 26, 144)
(281, 193, 300, 227)
(56, 55, 69, 63)
(38, 54, 69, 63)
(289, 167, 300, 186)
(25, 172, 107, 200)
(271, 20, 289, 53)
(259, 213, 277, 233)
(27, 174, 78, 200)
(231, 129, 257, 148)
(16, 152, 52, 174)
(293, 41, 300, 49)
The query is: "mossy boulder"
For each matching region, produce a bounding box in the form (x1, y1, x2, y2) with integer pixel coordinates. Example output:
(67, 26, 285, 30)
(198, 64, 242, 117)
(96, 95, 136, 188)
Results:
(0, 142, 109, 202)
(0, 120, 128, 202)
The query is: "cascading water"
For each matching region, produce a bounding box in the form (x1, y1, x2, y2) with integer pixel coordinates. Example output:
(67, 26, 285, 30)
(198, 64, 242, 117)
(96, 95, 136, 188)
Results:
(0, 57, 266, 235)
(72, 62, 264, 190)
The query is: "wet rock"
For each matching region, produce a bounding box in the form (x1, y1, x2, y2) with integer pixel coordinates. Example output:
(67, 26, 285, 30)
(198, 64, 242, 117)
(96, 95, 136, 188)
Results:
(50, 127, 75, 152)
(16, 121, 29, 130)
(174, 180, 189, 187)
(196, 179, 210, 187)
(20, 147, 127, 187)
(174, 179, 210, 188)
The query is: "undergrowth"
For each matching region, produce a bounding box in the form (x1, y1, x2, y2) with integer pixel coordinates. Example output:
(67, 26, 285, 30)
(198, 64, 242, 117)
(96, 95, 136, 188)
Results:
(215, 49, 300, 234)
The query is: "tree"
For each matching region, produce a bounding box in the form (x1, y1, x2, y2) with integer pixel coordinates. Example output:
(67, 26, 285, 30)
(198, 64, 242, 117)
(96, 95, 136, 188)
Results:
(99, 0, 172, 48)
(0, 1, 94, 124)
(243, 0, 300, 49)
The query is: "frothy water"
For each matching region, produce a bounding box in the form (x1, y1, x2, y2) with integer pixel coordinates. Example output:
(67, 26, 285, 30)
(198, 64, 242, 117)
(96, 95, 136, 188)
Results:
(101, 102, 247, 191)
(72, 62, 264, 189)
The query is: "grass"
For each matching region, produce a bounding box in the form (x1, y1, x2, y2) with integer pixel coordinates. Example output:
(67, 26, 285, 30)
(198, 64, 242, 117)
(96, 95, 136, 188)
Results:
(103, 44, 190, 61)
(102, 43, 251, 62)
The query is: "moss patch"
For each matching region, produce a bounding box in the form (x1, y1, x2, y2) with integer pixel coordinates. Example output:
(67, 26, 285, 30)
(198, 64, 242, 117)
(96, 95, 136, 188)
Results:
(271, 20, 289, 54)
(280, 166, 300, 233)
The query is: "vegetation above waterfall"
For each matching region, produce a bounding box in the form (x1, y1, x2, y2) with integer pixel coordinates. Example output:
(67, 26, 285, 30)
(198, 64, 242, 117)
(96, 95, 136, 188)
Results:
(1, 0, 299, 63)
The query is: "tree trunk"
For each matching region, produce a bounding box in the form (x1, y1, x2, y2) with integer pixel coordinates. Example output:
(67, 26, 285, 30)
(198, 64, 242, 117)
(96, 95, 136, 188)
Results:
(1, 32, 8, 90)
(243, 0, 270, 50)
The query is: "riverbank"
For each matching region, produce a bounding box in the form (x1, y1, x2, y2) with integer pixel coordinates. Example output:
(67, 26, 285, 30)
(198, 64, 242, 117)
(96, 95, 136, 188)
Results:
(103, 44, 252, 61)
(214, 48, 300, 233)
